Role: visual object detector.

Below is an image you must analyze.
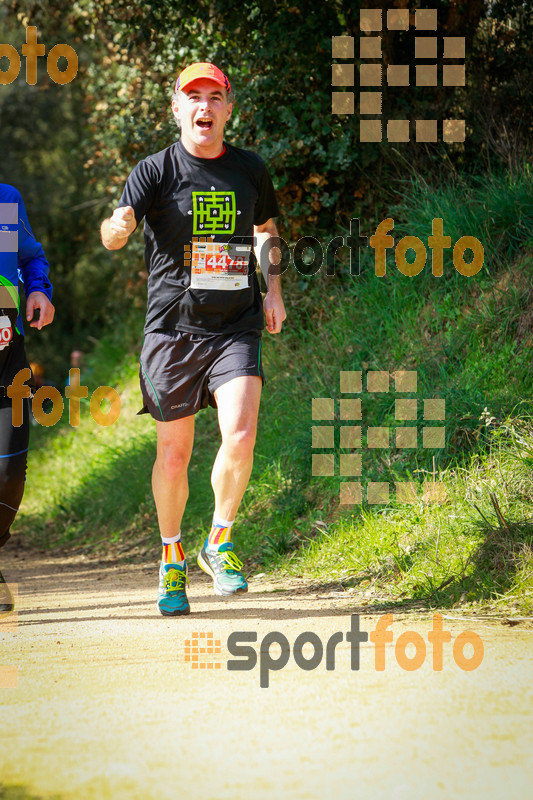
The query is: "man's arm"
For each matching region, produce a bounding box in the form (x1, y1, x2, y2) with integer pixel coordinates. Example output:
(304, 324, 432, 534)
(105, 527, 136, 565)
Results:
(254, 218, 286, 335)
(17, 194, 55, 329)
(101, 206, 137, 250)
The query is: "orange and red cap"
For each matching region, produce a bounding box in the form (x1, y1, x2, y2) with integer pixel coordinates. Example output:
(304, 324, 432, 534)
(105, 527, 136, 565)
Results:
(174, 62, 231, 94)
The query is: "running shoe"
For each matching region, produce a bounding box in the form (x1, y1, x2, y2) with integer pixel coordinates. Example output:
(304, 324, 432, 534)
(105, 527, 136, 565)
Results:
(197, 541, 248, 597)
(157, 562, 190, 616)
(0, 568, 14, 616)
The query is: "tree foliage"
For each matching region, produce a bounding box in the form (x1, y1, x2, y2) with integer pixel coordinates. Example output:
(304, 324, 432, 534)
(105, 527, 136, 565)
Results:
(0, 0, 531, 377)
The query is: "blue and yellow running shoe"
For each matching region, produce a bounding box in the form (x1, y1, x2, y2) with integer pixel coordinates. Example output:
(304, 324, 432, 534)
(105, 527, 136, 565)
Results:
(197, 542, 248, 597)
(157, 562, 190, 616)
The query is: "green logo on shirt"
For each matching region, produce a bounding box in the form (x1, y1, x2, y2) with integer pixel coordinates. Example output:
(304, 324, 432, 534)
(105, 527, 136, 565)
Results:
(192, 191, 236, 235)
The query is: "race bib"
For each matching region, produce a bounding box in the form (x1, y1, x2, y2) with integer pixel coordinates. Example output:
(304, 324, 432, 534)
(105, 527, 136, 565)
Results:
(189, 238, 250, 291)
(0, 315, 13, 351)
(0, 203, 18, 254)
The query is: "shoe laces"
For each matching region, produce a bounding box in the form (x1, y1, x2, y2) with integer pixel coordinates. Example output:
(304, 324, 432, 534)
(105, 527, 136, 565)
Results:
(164, 568, 189, 593)
(218, 549, 244, 574)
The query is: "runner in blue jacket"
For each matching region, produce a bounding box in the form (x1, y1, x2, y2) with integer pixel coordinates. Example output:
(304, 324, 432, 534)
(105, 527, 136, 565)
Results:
(0, 184, 54, 615)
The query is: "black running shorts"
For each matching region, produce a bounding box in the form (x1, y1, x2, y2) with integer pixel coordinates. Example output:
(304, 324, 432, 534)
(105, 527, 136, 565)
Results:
(138, 329, 264, 421)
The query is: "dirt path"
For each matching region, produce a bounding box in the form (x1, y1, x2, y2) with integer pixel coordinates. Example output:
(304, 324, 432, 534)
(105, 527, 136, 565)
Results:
(1, 546, 532, 800)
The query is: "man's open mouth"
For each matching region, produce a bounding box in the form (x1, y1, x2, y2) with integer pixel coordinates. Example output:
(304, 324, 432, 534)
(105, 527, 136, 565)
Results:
(196, 118, 213, 129)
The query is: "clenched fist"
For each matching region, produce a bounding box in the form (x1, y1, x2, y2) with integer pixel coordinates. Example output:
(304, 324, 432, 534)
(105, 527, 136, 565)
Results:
(110, 206, 137, 238)
(101, 206, 137, 250)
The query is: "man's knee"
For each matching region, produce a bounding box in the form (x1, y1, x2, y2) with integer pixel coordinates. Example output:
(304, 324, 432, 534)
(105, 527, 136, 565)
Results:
(223, 426, 257, 460)
(155, 441, 192, 480)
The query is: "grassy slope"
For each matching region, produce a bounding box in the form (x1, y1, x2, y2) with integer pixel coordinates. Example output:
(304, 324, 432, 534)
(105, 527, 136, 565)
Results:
(15, 169, 533, 614)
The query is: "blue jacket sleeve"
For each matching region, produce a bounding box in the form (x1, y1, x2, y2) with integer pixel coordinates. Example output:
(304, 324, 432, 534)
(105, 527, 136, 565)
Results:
(17, 196, 53, 300)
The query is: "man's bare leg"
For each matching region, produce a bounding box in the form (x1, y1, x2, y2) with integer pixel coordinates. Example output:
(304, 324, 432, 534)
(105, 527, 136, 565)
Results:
(212, 375, 262, 519)
(154, 414, 196, 616)
(153, 415, 195, 538)
(197, 375, 262, 596)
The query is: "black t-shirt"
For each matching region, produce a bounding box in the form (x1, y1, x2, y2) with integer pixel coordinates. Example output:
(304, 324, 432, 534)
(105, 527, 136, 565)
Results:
(118, 139, 279, 334)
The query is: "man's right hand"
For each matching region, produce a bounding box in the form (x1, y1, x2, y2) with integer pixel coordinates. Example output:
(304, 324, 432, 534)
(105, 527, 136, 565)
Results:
(110, 206, 136, 238)
(101, 206, 137, 250)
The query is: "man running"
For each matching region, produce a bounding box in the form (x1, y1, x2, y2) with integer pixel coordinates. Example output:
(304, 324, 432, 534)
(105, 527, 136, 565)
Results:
(0, 184, 55, 614)
(101, 62, 285, 616)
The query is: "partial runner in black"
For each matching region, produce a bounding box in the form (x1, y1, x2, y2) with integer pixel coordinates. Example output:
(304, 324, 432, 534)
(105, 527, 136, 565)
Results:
(0, 184, 55, 614)
(101, 62, 286, 616)
(0, 333, 30, 551)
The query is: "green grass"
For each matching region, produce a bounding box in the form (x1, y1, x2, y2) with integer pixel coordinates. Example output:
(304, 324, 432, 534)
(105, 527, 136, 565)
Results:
(282, 417, 533, 614)
(14, 166, 533, 615)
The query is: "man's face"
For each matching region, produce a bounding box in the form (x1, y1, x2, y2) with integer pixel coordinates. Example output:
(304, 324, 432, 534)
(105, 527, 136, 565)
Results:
(172, 78, 232, 152)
